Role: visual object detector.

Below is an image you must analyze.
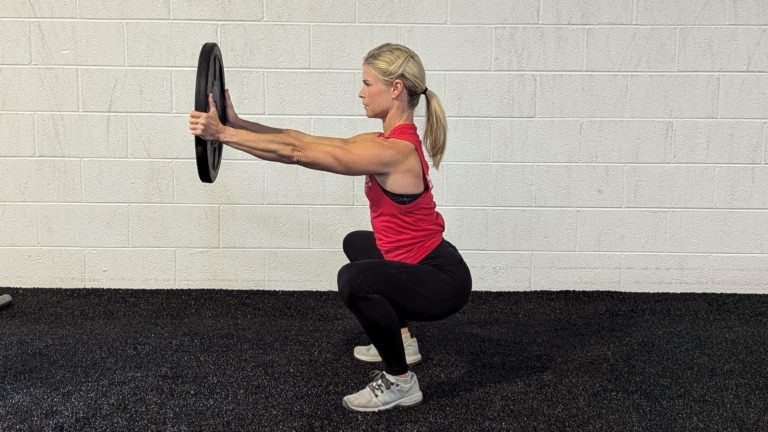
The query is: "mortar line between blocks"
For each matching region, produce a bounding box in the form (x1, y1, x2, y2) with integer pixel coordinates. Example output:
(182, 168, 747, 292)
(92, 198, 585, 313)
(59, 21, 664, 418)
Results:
(674, 28, 680, 72)
(529, 252, 534, 290)
(625, 75, 631, 118)
(80, 159, 85, 203)
(263, 164, 267, 205)
(309, 25, 313, 68)
(582, 28, 588, 71)
(264, 248, 269, 289)
(484, 209, 490, 251)
(173, 248, 178, 289)
(532, 164, 537, 207)
(27, 21, 32, 64)
(127, 204, 132, 248)
(33, 113, 39, 156)
(578, 120, 584, 163)
(2, 111, 767, 121)
(263, 70, 267, 114)
(763, 123, 767, 165)
(12, 203, 768, 212)
(8, 64, 768, 75)
(622, 165, 628, 208)
(309, 207, 313, 248)
(575, 210, 580, 252)
(533, 74, 538, 117)
(77, 69, 82, 112)
(619, 254, 624, 290)
(36, 205, 41, 246)
(3, 246, 768, 257)
(669, 120, 675, 164)
(83, 250, 87, 287)
(491, 27, 496, 71)
(19, 19, 768, 26)
(123, 22, 128, 66)
(632, 0, 637, 24)
(538, 0, 543, 23)
(712, 165, 719, 208)
(716, 75, 721, 119)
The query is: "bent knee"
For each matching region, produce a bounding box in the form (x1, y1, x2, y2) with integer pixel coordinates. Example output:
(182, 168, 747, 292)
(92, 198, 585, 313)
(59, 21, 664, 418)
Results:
(337, 262, 360, 306)
(337, 262, 381, 306)
(342, 230, 372, 256)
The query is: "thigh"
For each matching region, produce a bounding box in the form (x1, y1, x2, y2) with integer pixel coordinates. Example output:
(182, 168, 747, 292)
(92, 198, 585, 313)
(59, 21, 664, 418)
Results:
(338, 258, 470, 322)
(342, 230, 383, 262)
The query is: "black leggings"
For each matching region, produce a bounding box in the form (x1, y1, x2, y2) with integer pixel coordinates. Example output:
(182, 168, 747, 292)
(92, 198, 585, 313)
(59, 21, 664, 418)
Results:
(337, 231, 472, 375)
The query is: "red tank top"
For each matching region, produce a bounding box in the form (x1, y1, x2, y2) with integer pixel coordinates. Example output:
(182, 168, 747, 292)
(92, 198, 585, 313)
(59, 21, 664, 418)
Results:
(365, 123, 445, 263)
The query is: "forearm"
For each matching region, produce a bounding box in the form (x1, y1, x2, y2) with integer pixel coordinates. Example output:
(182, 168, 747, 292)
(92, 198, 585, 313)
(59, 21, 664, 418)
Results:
(219, 126, 298, 164)
(228, 117, 284, 134)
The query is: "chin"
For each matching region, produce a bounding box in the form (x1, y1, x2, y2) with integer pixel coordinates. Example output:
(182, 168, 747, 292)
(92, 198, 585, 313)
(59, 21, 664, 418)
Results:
(367, 110, 383, 120)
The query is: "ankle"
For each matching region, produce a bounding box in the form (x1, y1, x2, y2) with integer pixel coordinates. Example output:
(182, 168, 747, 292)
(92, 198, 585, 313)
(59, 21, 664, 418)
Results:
(387, 371, 412, 382)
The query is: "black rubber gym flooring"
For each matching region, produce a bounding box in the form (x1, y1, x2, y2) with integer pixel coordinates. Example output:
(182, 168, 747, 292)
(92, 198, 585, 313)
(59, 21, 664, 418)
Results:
(1, 288, 766, 432)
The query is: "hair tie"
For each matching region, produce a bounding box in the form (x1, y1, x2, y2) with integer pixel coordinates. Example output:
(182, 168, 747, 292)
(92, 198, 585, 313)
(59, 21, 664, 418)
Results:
(422, 87, 428, 96)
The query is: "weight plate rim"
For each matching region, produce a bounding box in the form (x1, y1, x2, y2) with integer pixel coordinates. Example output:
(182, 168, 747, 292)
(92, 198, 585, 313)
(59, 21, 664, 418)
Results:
(194, 42, 226, 183)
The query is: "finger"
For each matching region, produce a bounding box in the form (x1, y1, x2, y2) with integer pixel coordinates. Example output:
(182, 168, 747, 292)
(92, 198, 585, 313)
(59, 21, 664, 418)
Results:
(208, 93, 217, 111)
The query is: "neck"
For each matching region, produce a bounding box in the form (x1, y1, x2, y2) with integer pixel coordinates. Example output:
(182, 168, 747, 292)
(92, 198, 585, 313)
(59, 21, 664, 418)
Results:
(382, 109, 414, 135)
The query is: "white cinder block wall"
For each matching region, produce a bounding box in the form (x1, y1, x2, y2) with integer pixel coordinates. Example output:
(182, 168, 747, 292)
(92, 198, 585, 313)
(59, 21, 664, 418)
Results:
(1, 0, 768, 293)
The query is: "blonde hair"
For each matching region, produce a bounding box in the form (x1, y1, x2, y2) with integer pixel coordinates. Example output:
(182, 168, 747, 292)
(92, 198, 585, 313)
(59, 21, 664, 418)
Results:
(363, 43, 447, 169)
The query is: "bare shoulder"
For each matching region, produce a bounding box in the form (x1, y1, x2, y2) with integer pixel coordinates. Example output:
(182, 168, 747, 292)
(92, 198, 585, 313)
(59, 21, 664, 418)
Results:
(348, 134, 415, 156)
(348, 132, 381, 144)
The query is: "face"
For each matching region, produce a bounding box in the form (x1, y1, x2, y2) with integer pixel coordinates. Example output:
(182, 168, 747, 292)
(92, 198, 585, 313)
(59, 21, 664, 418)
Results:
(359, 65, 395, 119)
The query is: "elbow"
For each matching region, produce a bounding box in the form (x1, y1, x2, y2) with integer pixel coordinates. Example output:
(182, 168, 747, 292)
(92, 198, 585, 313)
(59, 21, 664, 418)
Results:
(278, 132, 304, 165)
(288, 147, 304, 165)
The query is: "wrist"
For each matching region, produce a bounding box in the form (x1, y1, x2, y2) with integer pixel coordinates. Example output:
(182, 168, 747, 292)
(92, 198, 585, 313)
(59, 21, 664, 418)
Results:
(218, 125, 237, 143)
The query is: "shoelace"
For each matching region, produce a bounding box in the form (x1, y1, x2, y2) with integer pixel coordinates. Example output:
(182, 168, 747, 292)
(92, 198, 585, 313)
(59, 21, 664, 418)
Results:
(367, 371, 397, 397)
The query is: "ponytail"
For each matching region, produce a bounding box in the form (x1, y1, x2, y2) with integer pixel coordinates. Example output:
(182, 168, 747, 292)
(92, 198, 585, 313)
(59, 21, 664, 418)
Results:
(422, 90, 447, 169)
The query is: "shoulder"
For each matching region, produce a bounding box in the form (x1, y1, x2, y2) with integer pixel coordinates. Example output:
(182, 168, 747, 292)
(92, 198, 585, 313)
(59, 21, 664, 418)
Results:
(348, 132, 382, 144)
(346, 135, 415, 158)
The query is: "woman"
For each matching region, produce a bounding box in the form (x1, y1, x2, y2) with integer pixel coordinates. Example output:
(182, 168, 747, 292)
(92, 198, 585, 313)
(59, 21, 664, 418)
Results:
(189, 43, 472, 412)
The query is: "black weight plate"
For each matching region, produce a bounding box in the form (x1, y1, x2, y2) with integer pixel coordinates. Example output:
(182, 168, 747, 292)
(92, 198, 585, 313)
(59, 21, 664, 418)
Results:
(195, 42, 227, 183)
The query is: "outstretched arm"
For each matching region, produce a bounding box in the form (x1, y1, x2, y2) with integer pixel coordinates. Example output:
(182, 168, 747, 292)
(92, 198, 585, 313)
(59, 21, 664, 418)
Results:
(189, 94, 408, 176)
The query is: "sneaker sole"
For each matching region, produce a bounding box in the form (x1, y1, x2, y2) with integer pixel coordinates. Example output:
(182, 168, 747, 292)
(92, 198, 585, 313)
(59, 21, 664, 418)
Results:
(353, 352, 423, 366)
(342, 391, 423, 412)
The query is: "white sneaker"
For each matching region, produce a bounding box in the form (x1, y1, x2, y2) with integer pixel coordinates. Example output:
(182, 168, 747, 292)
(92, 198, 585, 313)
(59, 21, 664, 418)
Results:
(342, 371, 423, 412)
(353, 334, 422, 365)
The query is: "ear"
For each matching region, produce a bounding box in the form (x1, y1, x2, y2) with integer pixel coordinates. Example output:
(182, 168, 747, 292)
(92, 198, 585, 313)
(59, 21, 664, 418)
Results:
(391, 79, 405, 98)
